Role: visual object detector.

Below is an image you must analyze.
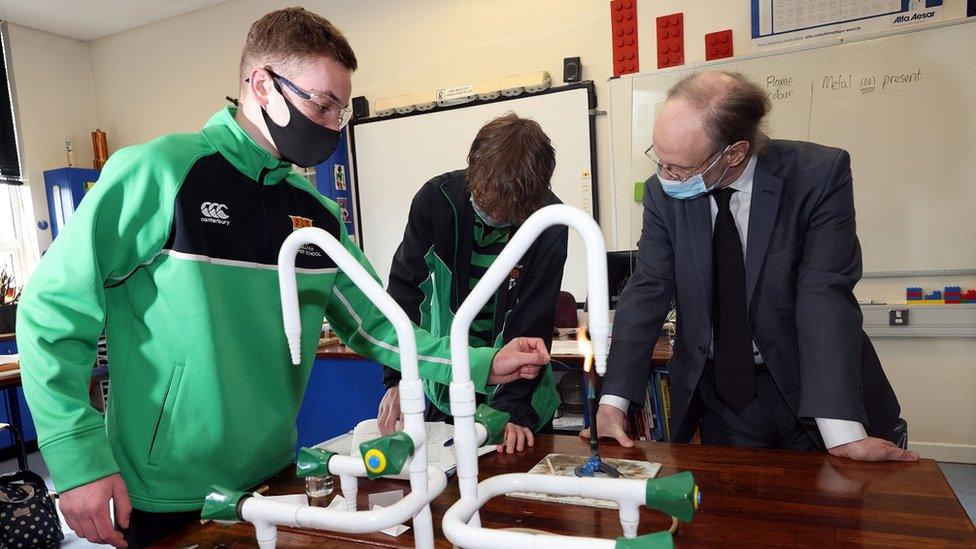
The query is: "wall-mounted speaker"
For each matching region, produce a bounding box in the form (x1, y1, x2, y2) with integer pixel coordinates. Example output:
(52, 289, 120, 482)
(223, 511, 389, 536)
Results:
(563, 57, 582, 83)
(352, 96, 369, 120)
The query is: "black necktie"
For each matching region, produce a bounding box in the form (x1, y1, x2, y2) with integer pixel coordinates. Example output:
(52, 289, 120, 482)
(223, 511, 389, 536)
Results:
(712, 187, 756, 413)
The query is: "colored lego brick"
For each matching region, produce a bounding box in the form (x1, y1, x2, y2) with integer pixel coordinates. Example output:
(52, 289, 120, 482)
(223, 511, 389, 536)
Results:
(704, 29, 733, 61)
(610, 0, 639, 76)
(906, 286, 923, 301)
(656, 13, 684, 69)
(944, 285, 962, 304)
(921, 290, 943, 304)
(962, 290, 976, 300)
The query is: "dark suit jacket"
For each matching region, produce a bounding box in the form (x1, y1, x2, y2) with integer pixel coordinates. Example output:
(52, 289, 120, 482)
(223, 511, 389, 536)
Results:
(602, 140, 900, 446)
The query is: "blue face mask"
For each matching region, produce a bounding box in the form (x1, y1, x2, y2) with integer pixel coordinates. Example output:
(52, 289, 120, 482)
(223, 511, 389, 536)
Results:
(658, 145, 731, 200)
(470, 196, 510, 228)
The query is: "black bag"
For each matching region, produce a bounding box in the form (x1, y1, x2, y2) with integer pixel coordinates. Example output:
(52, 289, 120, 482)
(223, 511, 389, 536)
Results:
(0, 425, 63, 548)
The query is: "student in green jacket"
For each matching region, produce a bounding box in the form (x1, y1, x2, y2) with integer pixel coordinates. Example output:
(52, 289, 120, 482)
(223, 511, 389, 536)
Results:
(377, 114, 568, 455)
(16, 8, 549, 548)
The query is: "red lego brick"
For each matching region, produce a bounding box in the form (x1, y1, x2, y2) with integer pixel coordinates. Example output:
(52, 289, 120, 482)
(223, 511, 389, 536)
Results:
(610, 0, 639, 76)
(656, 12, 684, 69)
(705, 29, 733, 61)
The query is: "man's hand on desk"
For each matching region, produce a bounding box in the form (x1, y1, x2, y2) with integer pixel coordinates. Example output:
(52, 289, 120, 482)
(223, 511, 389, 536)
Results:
(377, 386, 403, 436)
(497, 422, 534, 454)
(579, 404, 635, 448)
(59, 472, 131, 548)
(488, 337, 550, 385)
(828, 436, 919, 462)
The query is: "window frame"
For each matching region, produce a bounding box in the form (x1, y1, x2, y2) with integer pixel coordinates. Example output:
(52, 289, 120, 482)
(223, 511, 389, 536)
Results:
(0, 21, 36, 284)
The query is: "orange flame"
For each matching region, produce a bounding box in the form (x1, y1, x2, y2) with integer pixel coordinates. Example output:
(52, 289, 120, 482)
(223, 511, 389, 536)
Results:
(576, 325, 593, 373)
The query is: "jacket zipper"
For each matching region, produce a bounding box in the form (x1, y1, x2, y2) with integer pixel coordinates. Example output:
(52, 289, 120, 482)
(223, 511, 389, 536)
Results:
(441, 184, 462, 310)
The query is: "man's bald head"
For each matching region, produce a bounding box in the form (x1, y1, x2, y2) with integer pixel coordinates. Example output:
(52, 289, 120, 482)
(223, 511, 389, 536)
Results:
(664, 71, 771, 155)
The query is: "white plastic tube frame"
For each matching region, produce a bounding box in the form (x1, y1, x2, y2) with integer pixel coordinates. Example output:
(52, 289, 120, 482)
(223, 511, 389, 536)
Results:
(442, 472, 648, 548)
(447, 204, 611, 532)
(240, 462, 448, 549)
(271, 227, 445, 549)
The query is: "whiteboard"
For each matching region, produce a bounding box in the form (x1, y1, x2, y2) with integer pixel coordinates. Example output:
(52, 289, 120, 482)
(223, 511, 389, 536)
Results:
(351, 84, 597, 299)
(613, 19, 976, 274)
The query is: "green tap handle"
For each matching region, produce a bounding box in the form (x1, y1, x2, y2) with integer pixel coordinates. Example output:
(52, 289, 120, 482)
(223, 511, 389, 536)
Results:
(359, 431, 415, 479)
(645, 471, 700, 523)
(615, 530, 674, 548)
(201, 485, 247, 522)
(296, 447, 337, 478)
(474, 404, 510, 445)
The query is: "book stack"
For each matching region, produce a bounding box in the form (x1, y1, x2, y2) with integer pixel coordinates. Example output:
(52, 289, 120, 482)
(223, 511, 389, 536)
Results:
(627, 366, 672, 442)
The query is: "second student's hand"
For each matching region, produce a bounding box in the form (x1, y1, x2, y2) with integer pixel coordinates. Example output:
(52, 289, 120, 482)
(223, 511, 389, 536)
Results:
(496, 422, 534, 454)
(444, 422, 534, 454)
(488, 337, 550, 385)
(377, 386, 403, 435)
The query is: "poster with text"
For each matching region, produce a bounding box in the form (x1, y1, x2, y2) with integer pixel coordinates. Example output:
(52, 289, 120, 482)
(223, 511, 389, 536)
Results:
(752, 0, 943, 51)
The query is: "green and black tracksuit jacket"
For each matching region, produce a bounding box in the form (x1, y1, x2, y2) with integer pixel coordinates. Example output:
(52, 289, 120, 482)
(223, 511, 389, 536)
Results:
(16, 107, 500, 512)
(382, 171, 568, 430)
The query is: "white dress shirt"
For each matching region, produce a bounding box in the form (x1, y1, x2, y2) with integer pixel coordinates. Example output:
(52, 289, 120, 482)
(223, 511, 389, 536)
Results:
(601, 156, 867, 449)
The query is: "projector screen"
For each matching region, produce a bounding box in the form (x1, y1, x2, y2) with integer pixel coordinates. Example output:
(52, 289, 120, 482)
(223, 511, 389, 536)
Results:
(350, 83, 598, 300)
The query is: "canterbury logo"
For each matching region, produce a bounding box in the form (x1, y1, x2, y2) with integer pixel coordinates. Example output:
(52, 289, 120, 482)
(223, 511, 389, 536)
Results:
(201, 202, 229, 219)
(200, 202, 230, 225)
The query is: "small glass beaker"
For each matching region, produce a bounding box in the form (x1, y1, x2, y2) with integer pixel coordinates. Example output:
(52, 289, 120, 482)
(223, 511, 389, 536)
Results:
(305, 474, 334, 498)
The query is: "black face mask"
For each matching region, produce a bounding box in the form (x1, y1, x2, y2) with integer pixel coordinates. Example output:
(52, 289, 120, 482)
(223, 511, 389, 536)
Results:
(261, 80, 340, 168)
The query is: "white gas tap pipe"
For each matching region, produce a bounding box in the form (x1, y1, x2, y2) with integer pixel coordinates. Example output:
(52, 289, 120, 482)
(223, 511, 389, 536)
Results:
(442, 473, 648, 548)
(243, 463, 448, 549)
(275, 227, 441, 548)
(448, 205, 609, 528)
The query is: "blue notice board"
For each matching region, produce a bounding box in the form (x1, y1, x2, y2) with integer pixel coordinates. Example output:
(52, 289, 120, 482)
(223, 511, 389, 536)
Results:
(315, 129, 355, 238)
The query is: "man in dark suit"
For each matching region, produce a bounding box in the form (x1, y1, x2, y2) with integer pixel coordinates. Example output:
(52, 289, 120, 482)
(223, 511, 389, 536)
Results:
(590, 71, 916, 462)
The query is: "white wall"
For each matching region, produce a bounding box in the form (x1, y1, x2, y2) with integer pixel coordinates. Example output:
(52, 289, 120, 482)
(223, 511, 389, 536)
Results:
(858, 275, 976, 463)
(15, 0, 973, 460)
(6, 23, 97, 257)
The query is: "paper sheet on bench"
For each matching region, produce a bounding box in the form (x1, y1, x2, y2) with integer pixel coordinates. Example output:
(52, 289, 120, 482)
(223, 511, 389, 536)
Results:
(507, 453, 661, 509)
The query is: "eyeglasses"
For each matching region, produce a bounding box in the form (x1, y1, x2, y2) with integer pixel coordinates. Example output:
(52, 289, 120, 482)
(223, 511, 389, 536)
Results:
(265, 68, 353, 129)
(644, 144, 727, 182)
